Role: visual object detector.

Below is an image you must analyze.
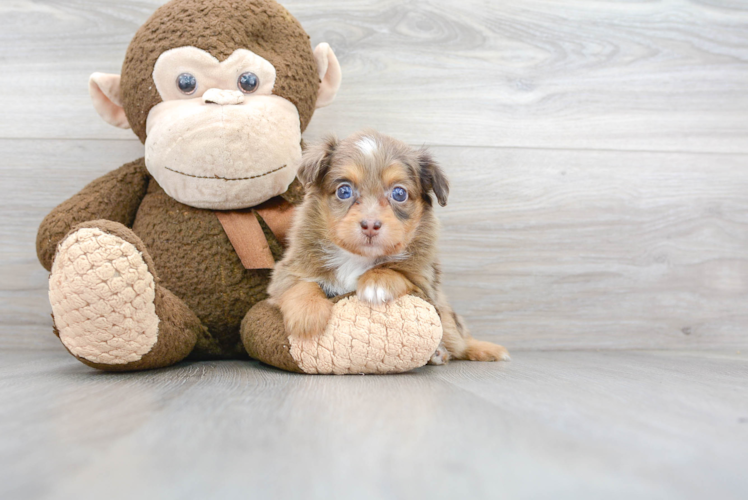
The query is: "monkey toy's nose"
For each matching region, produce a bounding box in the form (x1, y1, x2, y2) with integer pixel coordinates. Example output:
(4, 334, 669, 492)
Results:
(360, 219, 382, 238)
(203, 88, 245, 106)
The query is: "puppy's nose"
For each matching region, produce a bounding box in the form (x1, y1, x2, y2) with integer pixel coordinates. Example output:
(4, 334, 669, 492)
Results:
(360, 219, 382, 237)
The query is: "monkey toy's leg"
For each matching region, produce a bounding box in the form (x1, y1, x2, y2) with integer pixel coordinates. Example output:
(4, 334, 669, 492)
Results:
(48, 220, 207, 371)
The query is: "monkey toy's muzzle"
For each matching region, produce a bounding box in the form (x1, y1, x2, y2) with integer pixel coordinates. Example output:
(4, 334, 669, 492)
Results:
(144, 92, 302, 210)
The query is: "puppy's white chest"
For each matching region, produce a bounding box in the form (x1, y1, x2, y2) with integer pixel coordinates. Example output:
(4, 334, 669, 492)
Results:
(321, 249, 377, 297)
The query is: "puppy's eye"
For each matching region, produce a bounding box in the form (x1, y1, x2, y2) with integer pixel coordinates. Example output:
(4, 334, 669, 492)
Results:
(238, 72, 259, 94)
(336, 184, 353, 200)
(391, 186, 408, 202)
(177, 73, 197, 95)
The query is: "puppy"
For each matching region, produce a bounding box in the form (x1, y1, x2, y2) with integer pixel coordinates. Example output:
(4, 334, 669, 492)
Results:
(268, 130, 509, 364)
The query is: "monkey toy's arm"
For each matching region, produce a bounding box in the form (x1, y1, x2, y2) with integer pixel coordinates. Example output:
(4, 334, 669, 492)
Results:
(36, 158, 149, 271)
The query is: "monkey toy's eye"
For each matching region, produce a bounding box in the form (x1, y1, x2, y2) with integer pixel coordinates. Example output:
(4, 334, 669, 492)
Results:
(336, 184, 353, 200)
(391, 186, 408, 202)
(176, 73, 197, 95)
(238, 72, 260, 94)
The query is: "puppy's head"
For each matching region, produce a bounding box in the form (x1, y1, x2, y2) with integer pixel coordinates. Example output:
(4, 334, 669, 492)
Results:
(298, 130, 449, 258)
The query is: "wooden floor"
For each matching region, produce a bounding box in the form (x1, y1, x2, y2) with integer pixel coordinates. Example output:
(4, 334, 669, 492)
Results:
(2, 0, 748, 498)
(0, 349, 746, 499)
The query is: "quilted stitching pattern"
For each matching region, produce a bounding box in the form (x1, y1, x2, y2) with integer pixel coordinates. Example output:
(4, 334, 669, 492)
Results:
(49, 228, 159, 364)
(289, 295, 443, 375)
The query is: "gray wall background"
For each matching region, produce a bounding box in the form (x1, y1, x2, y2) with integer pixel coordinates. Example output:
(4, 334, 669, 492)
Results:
(2, 0, 747, 350)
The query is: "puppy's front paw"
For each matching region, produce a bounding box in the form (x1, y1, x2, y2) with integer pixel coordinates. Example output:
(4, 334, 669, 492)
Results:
(358, 284, 395, 304)
(357, 268, 412, 305)
(283, 298, 332, 340)
(427, 344, 450, 365)
(279, 282, 333, 340)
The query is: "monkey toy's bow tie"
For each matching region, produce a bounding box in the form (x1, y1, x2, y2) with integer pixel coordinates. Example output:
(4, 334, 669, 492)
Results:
(215, 197, 295, 269)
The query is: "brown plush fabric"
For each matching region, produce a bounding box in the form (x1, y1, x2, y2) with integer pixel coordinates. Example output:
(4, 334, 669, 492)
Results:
(280, 176, 305, 205)
(37, 158, 297, 364)
(36, 0, 331, 372)
(240, 299, 303, 373)
(131, 169, 282, 358)
(36, 159, 150, 271)
(58, 221, 204, 371)
(121, 0, 320, 143)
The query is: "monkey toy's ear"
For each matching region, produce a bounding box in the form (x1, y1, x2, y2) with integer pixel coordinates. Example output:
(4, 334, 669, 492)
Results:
(313, 43, 342, 109)
(88, 73, 131, 129)
(297, 135, 338, 188)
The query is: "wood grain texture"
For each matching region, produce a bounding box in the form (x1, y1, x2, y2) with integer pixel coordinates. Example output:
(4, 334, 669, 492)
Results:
(0, 349, 746, 499)
(2, 2, 747, 497)
(0, 0, 747, 152)
(437, 146, 748, 350)
(3, 139, 746, 350)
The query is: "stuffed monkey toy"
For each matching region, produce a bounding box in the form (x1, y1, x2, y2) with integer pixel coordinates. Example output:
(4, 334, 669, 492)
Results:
(37, 0, 442, 374)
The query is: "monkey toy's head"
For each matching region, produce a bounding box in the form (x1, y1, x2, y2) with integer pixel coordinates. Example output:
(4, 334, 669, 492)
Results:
(88, 0, 341, 210)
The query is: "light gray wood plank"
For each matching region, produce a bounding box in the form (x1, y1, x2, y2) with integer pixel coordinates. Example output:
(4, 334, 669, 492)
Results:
(1, 0, 747, 152)
(2, 139, 747, 350)
(4, 2, 747, 499)
(0, 349, 745, 499)
(437, 146, 748, 350)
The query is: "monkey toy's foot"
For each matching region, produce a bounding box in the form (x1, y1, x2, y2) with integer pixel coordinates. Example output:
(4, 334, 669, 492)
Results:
(49, 221, 202, 371)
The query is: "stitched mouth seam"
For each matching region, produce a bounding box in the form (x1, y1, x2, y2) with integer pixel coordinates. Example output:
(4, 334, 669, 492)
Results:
(164, 164, 287, 181)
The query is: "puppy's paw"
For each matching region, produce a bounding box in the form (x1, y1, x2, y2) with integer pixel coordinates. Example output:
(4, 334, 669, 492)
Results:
(283, 298, 332, 340)
(427, 344, 450, 365)
(358, 284, 395, 304)
(279, 282, 333, 340)
(357, 268, 413, 305)
(464, 340, 511, 362)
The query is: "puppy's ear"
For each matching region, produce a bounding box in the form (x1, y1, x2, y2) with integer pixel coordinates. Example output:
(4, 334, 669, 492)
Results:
(298, 135, 338, 188)
(418, 150, 449, 207)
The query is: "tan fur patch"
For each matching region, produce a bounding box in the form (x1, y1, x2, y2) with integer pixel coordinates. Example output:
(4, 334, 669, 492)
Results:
(338, 164, 363, 187)
(49, 228, 159, 364)
(382, 163, 409, 188)
(463, 339, 511, 362)
(277, 280, 333, 339)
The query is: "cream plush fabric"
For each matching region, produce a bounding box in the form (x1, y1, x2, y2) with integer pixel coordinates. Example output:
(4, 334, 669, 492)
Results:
(49, 228, 160, 364)
(289, 295, 443, 375)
